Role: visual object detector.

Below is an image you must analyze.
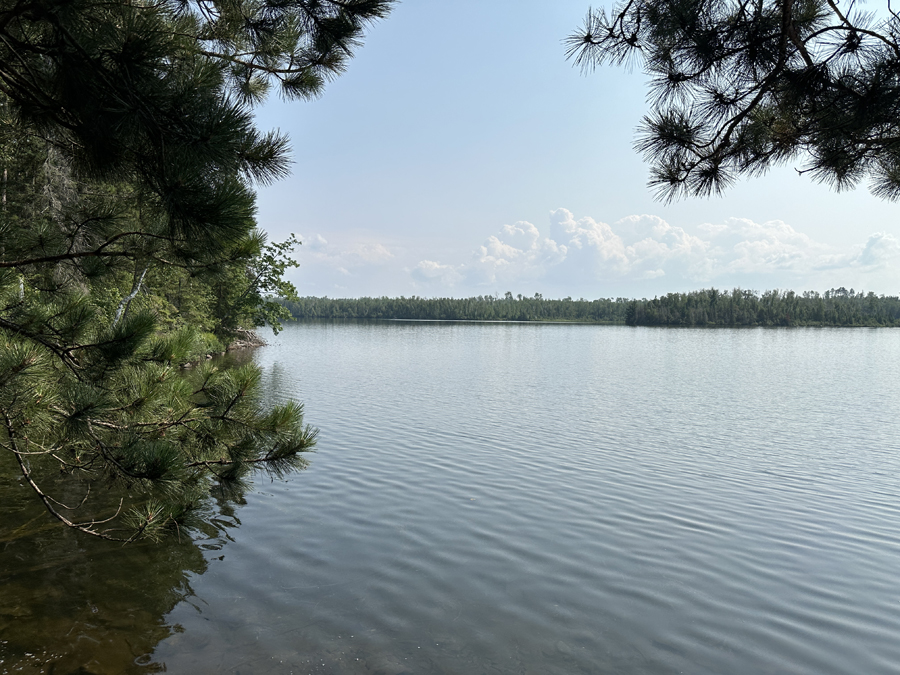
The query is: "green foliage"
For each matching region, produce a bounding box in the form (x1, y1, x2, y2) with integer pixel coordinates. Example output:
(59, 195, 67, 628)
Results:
(624, 287, 900, 326)
(281, 289, 900, 327)
(0, 0, 392, 540)
(567, 1, 900, 200)
(284, 294, 631, 322)
(211, 232, 303, 336)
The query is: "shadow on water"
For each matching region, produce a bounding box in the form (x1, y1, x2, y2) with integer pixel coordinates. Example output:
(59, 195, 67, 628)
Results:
(0, 451, 245, 675)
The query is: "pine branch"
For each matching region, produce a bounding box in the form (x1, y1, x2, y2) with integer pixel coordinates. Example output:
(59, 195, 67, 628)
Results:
(4, 412, 126, 541)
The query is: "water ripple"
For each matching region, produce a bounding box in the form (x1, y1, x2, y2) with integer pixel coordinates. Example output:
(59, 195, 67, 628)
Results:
(152, 323, 900, 674)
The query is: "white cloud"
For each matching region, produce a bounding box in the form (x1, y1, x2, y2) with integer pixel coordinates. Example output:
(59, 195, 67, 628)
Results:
(408, 210, 900, 297)
(473, 219, 567, 285)
(411, 260, 464, 286)
(285, 213, 900, 298)
(297, 234, 395, 268)
(350, 242, 393, 263)
(850, 232, 900, 268)
(284, 233, 408, 296)
(301, 233, 328, 250)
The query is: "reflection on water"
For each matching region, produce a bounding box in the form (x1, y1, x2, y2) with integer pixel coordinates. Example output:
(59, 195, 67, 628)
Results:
(0, 452, 244, 675)
(4, 323, 900, 675)
(0, 348, 272, 675)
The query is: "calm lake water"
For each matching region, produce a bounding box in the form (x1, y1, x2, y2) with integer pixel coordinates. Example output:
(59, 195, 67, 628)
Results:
(3, 322, 900, 674)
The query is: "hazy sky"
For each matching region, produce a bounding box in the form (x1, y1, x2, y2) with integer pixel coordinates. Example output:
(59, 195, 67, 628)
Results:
(253, 0, 900, 299)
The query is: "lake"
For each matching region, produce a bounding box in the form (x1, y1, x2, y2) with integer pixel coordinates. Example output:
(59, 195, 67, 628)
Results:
(3, 322, 900, 674)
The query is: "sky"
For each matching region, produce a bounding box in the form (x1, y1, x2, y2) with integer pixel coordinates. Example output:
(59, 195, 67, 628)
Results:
(253, 0, 900, 300)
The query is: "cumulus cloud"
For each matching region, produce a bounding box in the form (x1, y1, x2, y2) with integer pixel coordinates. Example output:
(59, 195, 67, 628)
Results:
(473, 220, 568, 285)
(847, 232, 900, 268)
(285, 212, 900, 298)
(409, 209, 900, 297)
(411, 260, 464, 286)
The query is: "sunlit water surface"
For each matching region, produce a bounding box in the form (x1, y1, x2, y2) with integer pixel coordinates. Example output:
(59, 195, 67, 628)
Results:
(3, 322, 900, 674)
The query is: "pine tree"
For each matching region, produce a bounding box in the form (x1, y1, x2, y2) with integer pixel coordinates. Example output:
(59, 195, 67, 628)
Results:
(567, 1, 900, 201)
(0, 0, 392, 541)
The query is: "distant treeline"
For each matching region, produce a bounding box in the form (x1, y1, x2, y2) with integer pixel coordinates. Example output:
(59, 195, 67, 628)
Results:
(280, 288, 900, 327)
(282, 293, 627, 323)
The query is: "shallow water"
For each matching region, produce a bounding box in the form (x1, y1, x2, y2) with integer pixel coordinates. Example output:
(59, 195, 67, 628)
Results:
(3, 323, 900, 674)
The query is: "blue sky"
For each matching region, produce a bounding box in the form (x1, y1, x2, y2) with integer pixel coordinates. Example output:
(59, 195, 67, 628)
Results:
(253, 0, 900, 299)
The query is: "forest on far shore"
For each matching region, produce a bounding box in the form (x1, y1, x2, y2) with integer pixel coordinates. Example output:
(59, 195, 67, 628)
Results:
(280, 288, 900, 327)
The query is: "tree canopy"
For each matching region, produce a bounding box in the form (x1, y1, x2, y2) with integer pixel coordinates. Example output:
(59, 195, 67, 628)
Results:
(567, 1, 900, 201)
(280, 289, 900, 326)
(0, 0, 392, 541)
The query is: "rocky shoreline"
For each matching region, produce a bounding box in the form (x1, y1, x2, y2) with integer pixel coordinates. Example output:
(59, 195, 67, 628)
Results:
(181, 329, 267, 368)
(226, 328, 268, 351)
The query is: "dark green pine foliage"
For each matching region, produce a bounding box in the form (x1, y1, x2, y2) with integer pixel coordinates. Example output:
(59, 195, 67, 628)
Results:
(566, 1, 900, 201)
(0, 0, 392, 541)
